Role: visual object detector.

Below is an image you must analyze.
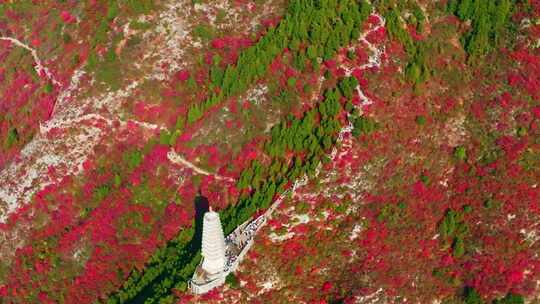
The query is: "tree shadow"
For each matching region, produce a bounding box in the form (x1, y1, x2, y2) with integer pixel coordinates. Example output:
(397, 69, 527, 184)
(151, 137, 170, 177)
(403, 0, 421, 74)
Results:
(192, 194, 209, 250)
(126, 195, 209, 304)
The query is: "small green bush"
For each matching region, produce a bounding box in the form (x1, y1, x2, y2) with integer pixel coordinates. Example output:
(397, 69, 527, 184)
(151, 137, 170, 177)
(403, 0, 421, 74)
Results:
(351, 116, 378, 137)
(493, 293, 524, 304)
(5, 128, 19, 149)
(415, 115, 426, 125)
(225, 273, 240, 289)
(454, 146, 467, 161)
(463, 287, 483, 304)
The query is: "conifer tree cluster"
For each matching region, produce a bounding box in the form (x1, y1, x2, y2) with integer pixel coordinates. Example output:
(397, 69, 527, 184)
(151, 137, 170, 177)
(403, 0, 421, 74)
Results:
(447, 0, 516, 60)
(185, 0, 372, 124)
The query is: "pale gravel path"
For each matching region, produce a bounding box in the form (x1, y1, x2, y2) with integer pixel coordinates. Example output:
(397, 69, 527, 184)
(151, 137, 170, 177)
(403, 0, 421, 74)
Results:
(0, 36, 61, 87)
(167, 150, 233, 181)
(0, 0, 273, 223)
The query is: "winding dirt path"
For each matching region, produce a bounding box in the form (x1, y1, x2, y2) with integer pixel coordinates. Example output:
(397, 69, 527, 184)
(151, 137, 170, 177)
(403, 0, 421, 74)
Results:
(0, 36, 61, 87)
(167, 150, 233, 181)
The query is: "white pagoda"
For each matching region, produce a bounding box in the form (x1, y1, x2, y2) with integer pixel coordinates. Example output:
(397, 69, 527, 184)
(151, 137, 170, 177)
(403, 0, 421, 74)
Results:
(189, 205, 269, 294)
(189, 209, 227, 294)
(201, 211, 226, 275)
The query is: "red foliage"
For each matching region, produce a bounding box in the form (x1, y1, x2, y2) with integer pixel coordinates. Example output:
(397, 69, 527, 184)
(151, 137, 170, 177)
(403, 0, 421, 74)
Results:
(60, 11, 76, 24)
(0, 285, 7, 297)
(211, 36, 253, 50)
(175, 69, 190, 81)
(321, 281, 333, 293)
(201, 288, 222, 301)
(366, 26, 387, 44)
(496, 135, 527, 161)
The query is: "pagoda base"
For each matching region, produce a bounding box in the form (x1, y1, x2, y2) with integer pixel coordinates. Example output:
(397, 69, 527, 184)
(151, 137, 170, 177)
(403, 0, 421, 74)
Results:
(189, 266, 226, 295)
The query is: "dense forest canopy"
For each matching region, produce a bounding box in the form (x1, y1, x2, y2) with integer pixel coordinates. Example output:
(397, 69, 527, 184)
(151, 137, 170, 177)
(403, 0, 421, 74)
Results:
(0, 0, 539, 303)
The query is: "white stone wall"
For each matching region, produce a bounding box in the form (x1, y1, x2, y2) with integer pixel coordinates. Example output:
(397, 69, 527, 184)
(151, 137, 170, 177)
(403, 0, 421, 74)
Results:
(189, 275, 226, 295)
